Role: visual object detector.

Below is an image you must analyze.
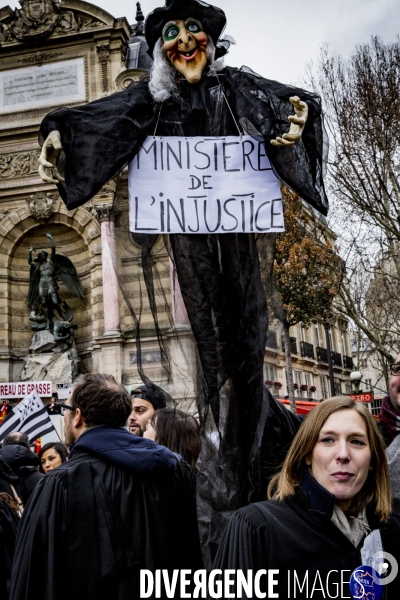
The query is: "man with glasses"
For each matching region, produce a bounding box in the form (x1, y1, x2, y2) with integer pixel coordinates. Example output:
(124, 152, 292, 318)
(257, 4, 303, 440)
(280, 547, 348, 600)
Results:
(10, 373, 202, 600)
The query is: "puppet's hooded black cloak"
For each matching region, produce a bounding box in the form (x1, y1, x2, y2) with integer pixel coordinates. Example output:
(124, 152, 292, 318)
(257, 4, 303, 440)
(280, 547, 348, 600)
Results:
(10, 427, 203, 600)
(41, 66, 328, 216)
(40, 63, 328, 566)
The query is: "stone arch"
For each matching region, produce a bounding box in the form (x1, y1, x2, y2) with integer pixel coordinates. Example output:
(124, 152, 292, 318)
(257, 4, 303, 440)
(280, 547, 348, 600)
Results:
(0, 204, 101, 369)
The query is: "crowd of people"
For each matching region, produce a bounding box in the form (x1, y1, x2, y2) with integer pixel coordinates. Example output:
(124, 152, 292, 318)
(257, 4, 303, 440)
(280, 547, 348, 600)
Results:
(0, 361, 399, 598)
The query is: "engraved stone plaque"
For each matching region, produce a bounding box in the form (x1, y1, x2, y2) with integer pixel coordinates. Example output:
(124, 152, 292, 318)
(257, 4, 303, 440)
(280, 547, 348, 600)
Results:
(130, 351, 162, 365)
(0, 58, 86, 114)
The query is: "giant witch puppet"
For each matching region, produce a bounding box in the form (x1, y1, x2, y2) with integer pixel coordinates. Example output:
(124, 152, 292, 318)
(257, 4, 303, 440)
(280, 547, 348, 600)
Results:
(39, 0, 327, 564)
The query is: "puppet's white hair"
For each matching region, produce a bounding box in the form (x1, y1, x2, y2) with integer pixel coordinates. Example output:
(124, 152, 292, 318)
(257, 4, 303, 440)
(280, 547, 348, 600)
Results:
(149, 37, 225, 102)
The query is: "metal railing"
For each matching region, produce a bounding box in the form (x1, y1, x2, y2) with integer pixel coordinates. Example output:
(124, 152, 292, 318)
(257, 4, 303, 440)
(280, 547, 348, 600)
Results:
(343, 355, 354, 370)
(332, 352, 343, 368)
(300, 341, 315, 360)
(282, 336, 298, 355)
(316, 347, 328, 363)
(266, 330, 278, 350)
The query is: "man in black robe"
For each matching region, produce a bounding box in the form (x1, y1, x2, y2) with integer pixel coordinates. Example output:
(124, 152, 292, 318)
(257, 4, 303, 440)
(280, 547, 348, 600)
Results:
(10, 374, 202, 600)
(37, 0, 328, 565)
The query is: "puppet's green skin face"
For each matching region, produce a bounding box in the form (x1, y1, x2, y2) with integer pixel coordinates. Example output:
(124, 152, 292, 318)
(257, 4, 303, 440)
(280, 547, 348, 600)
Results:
(163, 18, 209, 84)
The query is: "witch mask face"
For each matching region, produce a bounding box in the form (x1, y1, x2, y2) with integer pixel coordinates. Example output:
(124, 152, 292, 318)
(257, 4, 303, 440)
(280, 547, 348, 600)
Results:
(163, 18, 209, 84)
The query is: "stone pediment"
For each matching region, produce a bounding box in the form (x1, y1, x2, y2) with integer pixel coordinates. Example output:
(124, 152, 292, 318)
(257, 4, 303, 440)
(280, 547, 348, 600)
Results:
(0, 0, 117, 45)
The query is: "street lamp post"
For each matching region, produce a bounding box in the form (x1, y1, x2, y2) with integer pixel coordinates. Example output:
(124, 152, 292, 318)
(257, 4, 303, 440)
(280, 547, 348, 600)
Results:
(350, 370, 362, 394)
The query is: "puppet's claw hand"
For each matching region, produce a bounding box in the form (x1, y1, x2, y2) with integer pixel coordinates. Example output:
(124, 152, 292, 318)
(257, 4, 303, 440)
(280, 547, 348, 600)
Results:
(38, 131, 65, 184)
(270, 96, 309, 147)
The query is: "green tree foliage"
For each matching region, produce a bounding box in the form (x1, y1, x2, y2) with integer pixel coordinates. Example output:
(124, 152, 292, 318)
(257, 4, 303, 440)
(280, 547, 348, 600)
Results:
(269, 187, 342, 410)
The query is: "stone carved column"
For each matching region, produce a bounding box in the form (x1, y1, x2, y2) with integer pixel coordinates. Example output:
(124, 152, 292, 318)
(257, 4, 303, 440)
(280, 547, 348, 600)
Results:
(96, 42, 110, 94)
(92, 204, 120, 336)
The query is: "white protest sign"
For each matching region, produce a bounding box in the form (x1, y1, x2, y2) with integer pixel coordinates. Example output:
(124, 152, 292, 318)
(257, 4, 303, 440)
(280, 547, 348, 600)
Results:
(129, 135, 284, 234)
(0, 381, 52, 399)
(56, 383, 71, 400)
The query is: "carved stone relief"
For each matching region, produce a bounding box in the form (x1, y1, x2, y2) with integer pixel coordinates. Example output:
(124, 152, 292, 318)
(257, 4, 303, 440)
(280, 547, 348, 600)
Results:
(0, 150, 39, 179)
(89, 179, 118, 222)
(18, 50, 63, 66)
(90, 204, 115, 223)
(81, 18, 103, 30)
(0, 0, 80, 44)
(26, 191, 59, 220)
(95, 180, 117, 199)
(115, 69, 148, 92)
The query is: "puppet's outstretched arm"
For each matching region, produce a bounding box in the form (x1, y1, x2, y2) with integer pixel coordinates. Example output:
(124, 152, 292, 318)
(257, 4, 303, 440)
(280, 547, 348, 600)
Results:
(271, 96, 308, 147)
(38, 131, 65, 184)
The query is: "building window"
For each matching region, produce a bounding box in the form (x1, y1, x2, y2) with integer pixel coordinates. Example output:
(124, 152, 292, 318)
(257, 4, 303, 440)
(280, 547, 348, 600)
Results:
(341, 332, 347, 357)
(329, 328, 335, 352)
(334, 378, 342, 395)
(304, 372, 312, 393)
(127, 41, 141, 69)
(293, 371, 302, 396)
(364, 379, 372, 390)
(264, 363, 277, 386)
(315, 323, 321, 347)
(320, 375, 328, 399)
(359, 359, 368, 369)
(345, 382, 352, 394)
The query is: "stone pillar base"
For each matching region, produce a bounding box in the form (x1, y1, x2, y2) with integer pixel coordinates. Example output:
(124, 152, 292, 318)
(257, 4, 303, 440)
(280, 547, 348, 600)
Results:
(20, 349, 80, 385)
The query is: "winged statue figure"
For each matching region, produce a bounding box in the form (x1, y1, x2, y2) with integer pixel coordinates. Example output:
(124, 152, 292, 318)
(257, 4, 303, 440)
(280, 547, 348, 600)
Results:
(26, 232, 84, 331)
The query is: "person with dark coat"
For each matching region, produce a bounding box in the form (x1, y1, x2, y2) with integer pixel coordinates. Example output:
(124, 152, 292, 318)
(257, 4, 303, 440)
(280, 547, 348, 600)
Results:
(10, 373, 202, 600)
(379, 355, 400, 501)
(0, 432, 44, 504)
(378, 355, 400, 447)
(0, 457, 19, 600)
(46, 398, 61, 415)
(214, 396, 400, 599)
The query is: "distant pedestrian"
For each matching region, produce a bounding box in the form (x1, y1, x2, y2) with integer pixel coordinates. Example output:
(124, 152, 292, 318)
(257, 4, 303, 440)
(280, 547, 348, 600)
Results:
(46, 398, 61, 415)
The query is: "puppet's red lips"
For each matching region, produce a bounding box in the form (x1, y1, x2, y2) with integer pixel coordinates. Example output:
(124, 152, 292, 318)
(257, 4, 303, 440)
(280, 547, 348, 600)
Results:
(178, 48, 198, 60)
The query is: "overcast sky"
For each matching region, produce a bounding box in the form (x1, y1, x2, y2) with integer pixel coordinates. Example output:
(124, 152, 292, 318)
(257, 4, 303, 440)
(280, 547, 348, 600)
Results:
(70, 0, 400, 83)
(6, 0, 399, 82)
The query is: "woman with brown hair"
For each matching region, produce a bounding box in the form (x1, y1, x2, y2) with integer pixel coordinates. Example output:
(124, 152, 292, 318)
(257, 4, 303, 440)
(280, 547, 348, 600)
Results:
(144, 408, 200, 473)
(214, 397, 400, 598)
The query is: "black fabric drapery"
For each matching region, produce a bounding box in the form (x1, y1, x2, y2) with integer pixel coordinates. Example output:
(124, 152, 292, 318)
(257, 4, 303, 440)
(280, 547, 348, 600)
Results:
(40, 66, 328, 566)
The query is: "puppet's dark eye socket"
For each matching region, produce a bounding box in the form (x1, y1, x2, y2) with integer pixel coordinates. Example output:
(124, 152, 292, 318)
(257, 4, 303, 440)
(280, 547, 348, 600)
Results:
(187, 22, 201, 33)
(164, 27, 179, 40)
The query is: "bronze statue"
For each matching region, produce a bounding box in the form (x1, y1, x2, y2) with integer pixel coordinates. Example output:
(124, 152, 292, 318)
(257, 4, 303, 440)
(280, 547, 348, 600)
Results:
(27, 232, 84, 331)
